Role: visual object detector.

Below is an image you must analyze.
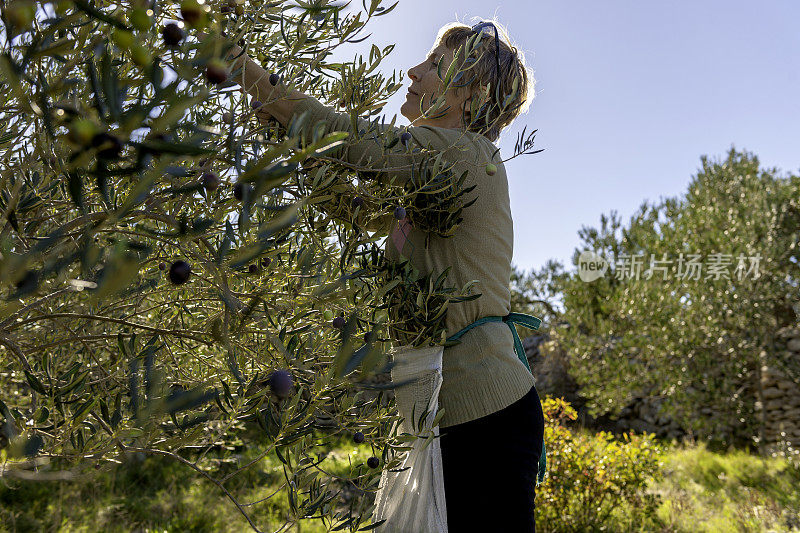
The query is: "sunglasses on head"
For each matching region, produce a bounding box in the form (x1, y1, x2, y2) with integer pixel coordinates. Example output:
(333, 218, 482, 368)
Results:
(470, 21, 502, 82)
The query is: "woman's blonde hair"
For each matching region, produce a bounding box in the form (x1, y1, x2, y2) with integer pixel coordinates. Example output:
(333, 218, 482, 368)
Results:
(433, 18, 535, 143)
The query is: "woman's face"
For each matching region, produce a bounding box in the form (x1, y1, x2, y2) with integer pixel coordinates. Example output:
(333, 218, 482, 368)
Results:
(401, 43, 472, 130)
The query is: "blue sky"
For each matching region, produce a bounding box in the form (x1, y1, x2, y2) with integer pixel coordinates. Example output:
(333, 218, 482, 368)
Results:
(322, 0, 800, 276)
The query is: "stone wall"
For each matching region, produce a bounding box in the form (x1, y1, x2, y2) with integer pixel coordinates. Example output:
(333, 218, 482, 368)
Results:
(523, 333, 686, 440)
(356, 334, 689, 440)
(758, 326, 800, 455)
(525, 325, 800, 452)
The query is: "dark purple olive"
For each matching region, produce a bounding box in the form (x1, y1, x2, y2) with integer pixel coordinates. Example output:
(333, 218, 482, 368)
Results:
(158, 262, 166, 271)
(367, 456, 380, 469)
(91, 132, 123, 160)
(161, 22, 184, 46)
(204, 59, 228, 85)
(364, 330, 375, 343)
(260, 257, 271, 268)
(269, 73, 280, 86)
(220, 4, 231, 12)
(15, 270, 38, 291)
(400, 131, 412, 146)
(332, 316, 345, 329)
(180, 0, 202, 25)
(251, 99, 262, 109)
(248, 264, 258, 274)
(233, 181, 252, 201)
(201, 171, 220, 191)
(269, 369, 294, 399)
(394, 206, 406, 220)
(351, 196, 364, 208)
(353, 431, 365, 444)
(168, 260, 191, 285)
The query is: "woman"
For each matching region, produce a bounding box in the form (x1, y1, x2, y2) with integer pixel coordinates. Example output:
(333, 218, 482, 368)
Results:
(215, 18, 544, 532)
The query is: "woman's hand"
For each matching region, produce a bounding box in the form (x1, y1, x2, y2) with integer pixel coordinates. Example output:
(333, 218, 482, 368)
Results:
(199, 30, 307, 128)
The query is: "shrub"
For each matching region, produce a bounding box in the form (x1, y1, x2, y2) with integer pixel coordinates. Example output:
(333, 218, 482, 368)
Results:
(536, 396, 666, 532)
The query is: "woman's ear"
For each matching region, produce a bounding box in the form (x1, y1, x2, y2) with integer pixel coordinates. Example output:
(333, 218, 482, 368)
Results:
(461, 93, 475, 126)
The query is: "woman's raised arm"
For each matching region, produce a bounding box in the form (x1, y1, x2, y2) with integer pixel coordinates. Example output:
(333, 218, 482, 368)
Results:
(204, 35, 474, 189)
(202, 34, 479, 235)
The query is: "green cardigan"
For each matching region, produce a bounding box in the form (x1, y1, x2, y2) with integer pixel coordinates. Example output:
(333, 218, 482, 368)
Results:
(289, 96, 538, 429)
(290, 96, 548, 486)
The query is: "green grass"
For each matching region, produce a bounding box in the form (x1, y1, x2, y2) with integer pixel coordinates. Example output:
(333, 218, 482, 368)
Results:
(646, 438, 800, 532)
(0, 428, 381, 533)
(2, 429, 799, 532)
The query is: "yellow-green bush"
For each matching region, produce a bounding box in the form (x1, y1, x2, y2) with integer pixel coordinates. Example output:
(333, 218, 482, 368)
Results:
(536, 396, 666, 532)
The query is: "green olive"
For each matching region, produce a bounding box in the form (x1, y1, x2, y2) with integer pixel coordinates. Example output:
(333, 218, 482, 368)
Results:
(67, 119, 100, 146)
(111, 28, 135, 49)
(130, 43, 151, 67)
(6, 0, 36, 29)
(129, 7, 151, 32)
(54, 0, 71, 16)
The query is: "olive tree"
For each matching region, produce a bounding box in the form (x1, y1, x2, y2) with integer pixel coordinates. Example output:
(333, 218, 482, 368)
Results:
(0, 0, 541, 530)
(555, 147, 799, 449)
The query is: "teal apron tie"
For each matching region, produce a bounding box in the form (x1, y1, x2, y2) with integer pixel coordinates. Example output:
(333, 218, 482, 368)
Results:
(445, 312, 548, 487)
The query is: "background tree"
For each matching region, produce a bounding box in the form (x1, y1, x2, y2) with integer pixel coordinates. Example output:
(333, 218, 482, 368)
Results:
(554, 147, 799, 449)
(509, 259, 565, 339)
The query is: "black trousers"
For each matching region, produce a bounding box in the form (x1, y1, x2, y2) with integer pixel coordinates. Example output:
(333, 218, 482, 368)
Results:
(439, 384, 544, 533)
